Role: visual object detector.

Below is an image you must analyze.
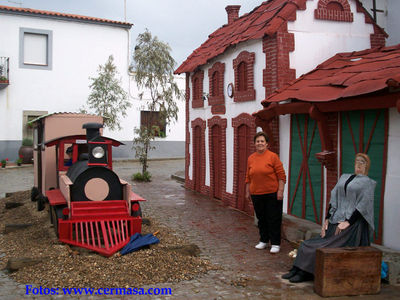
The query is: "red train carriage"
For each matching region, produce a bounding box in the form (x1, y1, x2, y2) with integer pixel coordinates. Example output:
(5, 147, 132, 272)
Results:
(30, 113, 144, 256)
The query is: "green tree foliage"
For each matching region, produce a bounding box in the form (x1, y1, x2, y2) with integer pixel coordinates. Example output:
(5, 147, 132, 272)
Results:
(85, 55, 131, 130)
(132, 29, 182, 176)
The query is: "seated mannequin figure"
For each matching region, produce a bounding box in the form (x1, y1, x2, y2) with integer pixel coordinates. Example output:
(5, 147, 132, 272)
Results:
(282, 153, 376, 283)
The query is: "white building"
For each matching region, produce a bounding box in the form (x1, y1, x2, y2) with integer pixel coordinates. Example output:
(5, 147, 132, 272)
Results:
(0, 5, 185, 162)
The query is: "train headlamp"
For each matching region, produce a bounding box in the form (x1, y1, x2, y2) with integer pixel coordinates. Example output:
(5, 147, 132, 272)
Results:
(92, 146, 105, 159)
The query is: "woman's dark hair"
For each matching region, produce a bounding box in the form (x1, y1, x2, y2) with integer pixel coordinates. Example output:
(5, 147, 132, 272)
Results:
(253, 131, 269, 143)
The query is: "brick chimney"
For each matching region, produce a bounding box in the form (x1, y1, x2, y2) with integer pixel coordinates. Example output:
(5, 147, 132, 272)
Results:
(225, 5, 241, 25)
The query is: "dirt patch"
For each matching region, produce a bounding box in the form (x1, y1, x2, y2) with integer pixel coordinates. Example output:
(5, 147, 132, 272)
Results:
(0, 191, 217, 289)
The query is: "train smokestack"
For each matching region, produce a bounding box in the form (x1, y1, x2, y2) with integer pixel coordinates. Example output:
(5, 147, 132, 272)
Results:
(83, 123, 103, 141)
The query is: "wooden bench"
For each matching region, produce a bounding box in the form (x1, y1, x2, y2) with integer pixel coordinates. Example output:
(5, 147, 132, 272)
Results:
(314, 246, 382, 297)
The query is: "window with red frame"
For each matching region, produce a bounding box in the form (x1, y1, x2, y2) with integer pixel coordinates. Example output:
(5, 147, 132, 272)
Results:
(233, 51, 255, 102)
(194, 78, 200, 99)
(238, 62, 247, 91)
(211, 71, 220, 97)
(191, 70, 204, 108)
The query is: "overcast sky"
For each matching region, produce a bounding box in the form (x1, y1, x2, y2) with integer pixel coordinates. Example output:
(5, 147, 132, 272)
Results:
(0, 0, 262, 66)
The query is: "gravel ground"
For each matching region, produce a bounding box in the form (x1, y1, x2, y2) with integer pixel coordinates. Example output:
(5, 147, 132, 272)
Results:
(0, 191, 216, 289)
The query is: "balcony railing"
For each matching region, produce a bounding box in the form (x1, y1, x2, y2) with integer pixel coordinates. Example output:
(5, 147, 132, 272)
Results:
(0, 57, 10, 89)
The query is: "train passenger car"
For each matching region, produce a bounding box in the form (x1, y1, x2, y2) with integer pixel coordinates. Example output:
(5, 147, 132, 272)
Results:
(29, 113, 144, 256)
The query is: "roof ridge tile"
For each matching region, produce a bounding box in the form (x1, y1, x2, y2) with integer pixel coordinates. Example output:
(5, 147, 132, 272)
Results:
(0, 4, 132, 27)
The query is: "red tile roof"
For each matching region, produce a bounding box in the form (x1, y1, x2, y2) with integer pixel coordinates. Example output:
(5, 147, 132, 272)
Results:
(175, 0, 303, 74)
(261, 44, 400, 104)
(175, 0, 384, 74)
(0, 5, 132, 28)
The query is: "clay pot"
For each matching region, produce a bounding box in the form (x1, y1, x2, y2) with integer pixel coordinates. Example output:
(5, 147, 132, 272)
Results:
(18, 146, 33, 164)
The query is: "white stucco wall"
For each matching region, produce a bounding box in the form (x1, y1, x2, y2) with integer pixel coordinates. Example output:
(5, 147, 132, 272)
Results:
(289, 0, 374, 78)
(383, 108, 400, 250)
(279, 115, 291, 213)
(0, 13, 130, 141)
(104, 74, 186, 142)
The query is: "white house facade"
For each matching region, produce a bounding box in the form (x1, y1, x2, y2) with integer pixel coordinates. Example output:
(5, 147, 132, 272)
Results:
(175, 0, 400, 249)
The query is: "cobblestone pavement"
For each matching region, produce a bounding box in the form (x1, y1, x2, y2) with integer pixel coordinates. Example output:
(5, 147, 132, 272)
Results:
(1, 160, 400, 299)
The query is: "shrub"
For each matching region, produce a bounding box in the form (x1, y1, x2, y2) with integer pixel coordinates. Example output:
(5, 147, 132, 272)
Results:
(131, 171, 152, 182)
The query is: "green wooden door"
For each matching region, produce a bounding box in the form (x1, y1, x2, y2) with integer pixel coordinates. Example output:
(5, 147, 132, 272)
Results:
(289, 114, 324, 224)
(341, 109, 387, 244)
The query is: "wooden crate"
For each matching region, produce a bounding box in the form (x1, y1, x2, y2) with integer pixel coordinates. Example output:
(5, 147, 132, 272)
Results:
(314, 246, 382, 297)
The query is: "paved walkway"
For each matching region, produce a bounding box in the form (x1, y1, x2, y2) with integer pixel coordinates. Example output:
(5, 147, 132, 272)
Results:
(1, 160, 400, 299)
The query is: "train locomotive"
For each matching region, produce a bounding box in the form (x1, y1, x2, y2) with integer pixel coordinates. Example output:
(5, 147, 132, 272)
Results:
(30, 114, 143, 257)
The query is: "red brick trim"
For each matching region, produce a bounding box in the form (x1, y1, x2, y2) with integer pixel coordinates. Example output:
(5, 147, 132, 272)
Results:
(207, 116, 227, 201)
(370, 26, 386, 48)
(231, 113, 256, 214)
(314, 0, 353, 22)
(263, 26, 296, 98)
(208, 62, 226, 115)
(211, 104, 226, 115)
(190, 118, 207, 194)
(262, 18, 294, 156)
(233, 51, 256, 102)
(191, 70, 204, 108)
(185, 73, 192, 189)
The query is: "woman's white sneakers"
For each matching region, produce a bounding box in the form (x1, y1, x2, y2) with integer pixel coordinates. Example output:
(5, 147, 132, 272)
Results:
(255, 242, 280, 253)
(255, 242, 267, 249)
(270, 245, 280, 253)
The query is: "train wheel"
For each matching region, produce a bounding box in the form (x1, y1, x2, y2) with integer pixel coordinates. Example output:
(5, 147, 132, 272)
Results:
(31, 187, 39, 202)
(50, 206, 59, 238)
(37, 195, 46, 211)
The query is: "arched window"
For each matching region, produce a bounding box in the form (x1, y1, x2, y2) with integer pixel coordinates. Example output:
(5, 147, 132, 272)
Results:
(315, 0, 353, 22)
(193, 78, 199, 100)
(238, 62, 247, 91)
(191, 70, 204, 108)
(212, 71, 219, 97)
(208, 62, 225, 114)
(233, 51, 255, 102)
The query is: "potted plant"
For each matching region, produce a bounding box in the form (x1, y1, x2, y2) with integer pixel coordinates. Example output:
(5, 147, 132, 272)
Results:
(16, 155, 23, 166)
(0, 76, 8, 84)
(1, 158, 8, 168)
(19, 138, 34, 164)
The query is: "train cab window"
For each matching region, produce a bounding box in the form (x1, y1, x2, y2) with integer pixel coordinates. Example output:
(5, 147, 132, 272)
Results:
(63, 143, 89, 167)
(64, 145, 73, 166)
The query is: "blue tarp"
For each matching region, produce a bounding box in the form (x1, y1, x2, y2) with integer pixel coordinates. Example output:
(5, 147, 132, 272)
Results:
(381, 261, 388, 279)
(120, 233, 160, 255)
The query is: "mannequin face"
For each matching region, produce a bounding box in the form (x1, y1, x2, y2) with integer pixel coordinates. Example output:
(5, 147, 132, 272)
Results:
(355, 156, 367, 175)
(255, 136, 268, 153)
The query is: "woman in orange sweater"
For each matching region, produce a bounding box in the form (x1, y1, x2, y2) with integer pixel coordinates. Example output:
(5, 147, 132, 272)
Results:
(245, 132, 286, 253)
